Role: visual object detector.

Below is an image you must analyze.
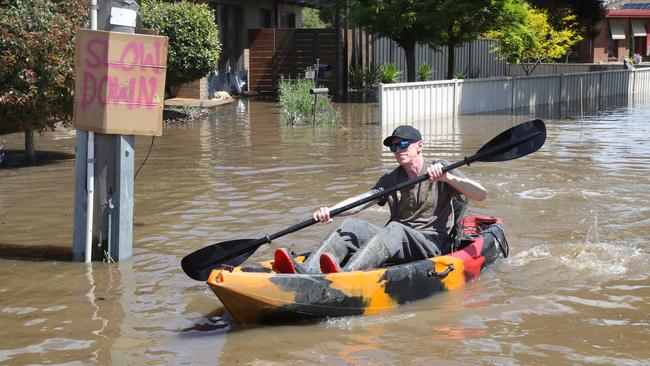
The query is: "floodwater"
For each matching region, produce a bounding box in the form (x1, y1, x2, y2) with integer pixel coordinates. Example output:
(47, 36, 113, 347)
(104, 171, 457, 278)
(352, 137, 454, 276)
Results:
(1, 97, 649, 365)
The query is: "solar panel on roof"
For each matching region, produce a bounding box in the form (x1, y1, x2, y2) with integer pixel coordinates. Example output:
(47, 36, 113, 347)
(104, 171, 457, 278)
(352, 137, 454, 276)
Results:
(621, 3, 650, 9)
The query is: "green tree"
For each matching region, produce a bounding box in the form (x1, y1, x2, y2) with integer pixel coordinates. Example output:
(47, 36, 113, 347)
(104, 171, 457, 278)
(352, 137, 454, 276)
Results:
(0, 0, 87, 163)
(487, 4, 583, 75)
(350, 0, 525, 81)
(350, 0, 437, 82)
(315, 0, 341, 28)
(426, 0, 527, 80)
(139, 0, 220, 89)
(303, 7, 329, 28)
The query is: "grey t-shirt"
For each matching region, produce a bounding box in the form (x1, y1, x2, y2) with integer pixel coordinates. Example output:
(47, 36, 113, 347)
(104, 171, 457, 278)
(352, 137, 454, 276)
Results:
(371, 159, 465, 238)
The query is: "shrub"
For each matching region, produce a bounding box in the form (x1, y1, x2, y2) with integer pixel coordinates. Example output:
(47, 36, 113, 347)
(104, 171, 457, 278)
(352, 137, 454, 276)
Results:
(363, 64, 380, 89)
(379, 63, 401, 83)
(417, 64, 432, 81)
(453, 71, 467, 79)
(0, 0, 87, 162)
(140, 0, 220, 88)
(349, 66, 365, 91)
(278, 78, 341, 126)
(303, 8, 329, 28)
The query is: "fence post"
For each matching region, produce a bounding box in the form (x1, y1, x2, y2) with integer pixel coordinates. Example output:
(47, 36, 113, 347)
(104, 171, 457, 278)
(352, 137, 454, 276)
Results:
(633, 69, 637, 106)
(453, 79, 459, 117)
(560, 74, 569, 118)
(555, 74, 561, 106)
(510, 76, 517, 114)
(379, 84, 384, 124)
(598, 71, 603, 110)
(580, 76, 584, 116)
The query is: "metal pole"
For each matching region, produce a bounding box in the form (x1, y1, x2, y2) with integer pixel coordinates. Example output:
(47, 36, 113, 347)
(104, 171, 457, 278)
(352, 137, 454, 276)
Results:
(312, 59, 319, 125)
(344, 0, 349, 95)
(85, 0, 98, 262)
(90, 0, 97, 29)
(335, 1, 342, 97)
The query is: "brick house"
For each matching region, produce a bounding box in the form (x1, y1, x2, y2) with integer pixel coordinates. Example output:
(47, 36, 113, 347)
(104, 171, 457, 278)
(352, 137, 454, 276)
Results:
(573, 0, 650, 63)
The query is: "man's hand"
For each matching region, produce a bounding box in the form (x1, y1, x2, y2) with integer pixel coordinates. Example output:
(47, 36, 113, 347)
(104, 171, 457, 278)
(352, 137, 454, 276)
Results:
(427, 163, 449, 183)
(313, 207, 334, 224)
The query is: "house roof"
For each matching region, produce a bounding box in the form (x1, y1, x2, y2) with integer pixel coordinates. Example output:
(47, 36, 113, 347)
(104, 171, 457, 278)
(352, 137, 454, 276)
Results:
(286, 0, 328, 8)
(606, 0, 650, 17)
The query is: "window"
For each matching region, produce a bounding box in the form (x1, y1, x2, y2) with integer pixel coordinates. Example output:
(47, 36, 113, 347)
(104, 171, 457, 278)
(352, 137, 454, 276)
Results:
(608, 19, 626, 40)
(608, 27, 619, 59)
(279, 12, 295, 28)
(287, 13, 296, 28)
(607, 19, 625, 60)
(259, 9, 271, 28)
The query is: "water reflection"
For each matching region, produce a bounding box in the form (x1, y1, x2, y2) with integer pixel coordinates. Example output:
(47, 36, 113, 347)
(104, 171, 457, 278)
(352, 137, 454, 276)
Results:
(0, 243, 72, 261)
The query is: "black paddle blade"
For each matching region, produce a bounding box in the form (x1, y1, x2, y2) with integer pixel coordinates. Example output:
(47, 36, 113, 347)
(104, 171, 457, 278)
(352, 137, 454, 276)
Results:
(181, 239, 260, 281)
(476, 119, 546, 162)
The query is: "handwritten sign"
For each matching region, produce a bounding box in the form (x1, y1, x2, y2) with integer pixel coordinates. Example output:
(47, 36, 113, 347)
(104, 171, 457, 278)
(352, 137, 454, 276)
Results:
(73, 29, 168, 136)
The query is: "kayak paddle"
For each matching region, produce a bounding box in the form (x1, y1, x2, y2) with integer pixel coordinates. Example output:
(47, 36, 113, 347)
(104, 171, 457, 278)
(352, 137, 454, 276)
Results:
(181, 119, 546, 281)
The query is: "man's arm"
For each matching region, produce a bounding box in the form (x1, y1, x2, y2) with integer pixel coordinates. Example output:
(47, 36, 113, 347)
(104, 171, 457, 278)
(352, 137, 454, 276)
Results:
(427, 163, 486, 202)
(313, 189, 382, 224)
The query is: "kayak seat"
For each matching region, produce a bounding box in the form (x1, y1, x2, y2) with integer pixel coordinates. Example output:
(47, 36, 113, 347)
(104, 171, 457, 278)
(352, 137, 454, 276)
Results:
(449, 195, 470, 253)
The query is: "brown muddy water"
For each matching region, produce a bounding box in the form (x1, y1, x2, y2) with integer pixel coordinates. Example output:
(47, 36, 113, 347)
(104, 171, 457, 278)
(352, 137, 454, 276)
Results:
(1, 98, 649, 365)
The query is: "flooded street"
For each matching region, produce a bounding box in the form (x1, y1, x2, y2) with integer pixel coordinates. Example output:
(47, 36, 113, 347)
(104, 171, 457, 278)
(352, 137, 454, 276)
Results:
(1, 98, 649, 365)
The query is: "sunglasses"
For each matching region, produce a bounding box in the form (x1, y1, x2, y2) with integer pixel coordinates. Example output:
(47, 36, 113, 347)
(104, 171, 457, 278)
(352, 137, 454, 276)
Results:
(389, 140, 414, 152)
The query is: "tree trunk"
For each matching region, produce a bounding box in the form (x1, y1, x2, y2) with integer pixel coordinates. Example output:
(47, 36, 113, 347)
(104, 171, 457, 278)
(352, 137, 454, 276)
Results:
(403, 41, 416, 82)
(24, 128, 35, 163)
(446, 41, 456, 80)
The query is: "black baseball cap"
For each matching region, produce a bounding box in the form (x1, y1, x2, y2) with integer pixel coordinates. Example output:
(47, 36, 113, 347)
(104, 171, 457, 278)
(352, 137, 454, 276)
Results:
(382, 125, 422, 147)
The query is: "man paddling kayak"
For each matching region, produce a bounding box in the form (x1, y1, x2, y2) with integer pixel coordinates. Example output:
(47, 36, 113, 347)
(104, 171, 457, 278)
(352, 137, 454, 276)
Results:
(274, 125, 487, 274)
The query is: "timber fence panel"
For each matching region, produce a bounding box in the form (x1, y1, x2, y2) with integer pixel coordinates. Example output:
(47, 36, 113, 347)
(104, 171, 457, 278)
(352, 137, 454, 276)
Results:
(248, 28, 339, 94)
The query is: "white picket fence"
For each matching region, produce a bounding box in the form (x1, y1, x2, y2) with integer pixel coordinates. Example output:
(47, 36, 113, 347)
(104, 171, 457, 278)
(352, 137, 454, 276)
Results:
(380, 68, 650, 124)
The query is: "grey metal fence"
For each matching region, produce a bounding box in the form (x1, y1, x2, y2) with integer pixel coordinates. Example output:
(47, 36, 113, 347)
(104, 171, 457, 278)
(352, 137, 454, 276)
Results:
(379, 68, 650, 124)
(372, 38, 506, 80)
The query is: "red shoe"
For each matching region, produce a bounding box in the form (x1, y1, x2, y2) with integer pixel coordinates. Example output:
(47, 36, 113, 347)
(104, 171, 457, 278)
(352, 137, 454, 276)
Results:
(274, 248, 303, 274)
(319, 252, 341, 273)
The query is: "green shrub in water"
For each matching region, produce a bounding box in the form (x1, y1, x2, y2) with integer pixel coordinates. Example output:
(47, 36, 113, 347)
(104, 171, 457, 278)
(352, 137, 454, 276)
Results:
(379, 63, 401, 83)
(278, 78, 341, 126)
